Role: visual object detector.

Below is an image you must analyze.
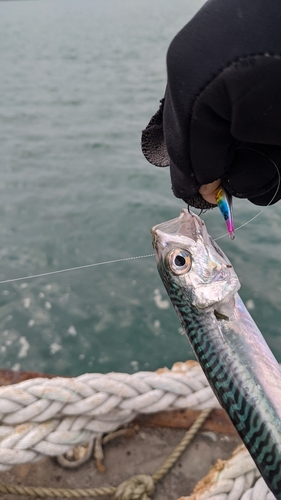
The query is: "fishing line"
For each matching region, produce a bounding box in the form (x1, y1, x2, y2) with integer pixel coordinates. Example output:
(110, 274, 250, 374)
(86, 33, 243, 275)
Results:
(0, 150, 279, 285)
(0, 254, 154, 285)
(214, 149, 281, 241)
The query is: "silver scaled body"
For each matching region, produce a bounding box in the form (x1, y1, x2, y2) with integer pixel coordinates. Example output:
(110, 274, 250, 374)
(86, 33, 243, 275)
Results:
(151, 209, 281, 499)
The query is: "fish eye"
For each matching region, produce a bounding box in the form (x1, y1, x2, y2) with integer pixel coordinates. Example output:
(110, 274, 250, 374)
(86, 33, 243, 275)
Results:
(167, 249, 192, 275)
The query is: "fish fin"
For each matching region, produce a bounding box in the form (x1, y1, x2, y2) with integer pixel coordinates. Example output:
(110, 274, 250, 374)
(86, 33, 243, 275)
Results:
(214, 309, 229, 321)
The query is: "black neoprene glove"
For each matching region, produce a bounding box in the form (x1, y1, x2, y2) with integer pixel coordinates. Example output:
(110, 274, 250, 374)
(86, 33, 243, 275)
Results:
(141, 0, 281, 209)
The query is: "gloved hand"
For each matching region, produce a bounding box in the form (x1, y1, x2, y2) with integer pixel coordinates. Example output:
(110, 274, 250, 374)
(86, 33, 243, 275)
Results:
(141, 0, 281, 209)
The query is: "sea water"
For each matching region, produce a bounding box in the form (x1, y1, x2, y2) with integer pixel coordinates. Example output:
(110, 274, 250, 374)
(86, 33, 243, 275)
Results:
(0, 0, 281, 376)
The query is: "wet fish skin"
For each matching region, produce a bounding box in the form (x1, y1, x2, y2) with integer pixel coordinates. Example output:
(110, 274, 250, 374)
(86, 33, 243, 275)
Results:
(151, 209, 281, 499)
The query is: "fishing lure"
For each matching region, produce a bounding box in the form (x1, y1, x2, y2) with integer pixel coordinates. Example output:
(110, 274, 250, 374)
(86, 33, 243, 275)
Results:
(215, 185, 235, 240)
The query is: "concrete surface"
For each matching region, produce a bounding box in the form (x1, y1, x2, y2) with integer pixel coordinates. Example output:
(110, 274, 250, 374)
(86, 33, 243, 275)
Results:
(0, 427, 241, 500)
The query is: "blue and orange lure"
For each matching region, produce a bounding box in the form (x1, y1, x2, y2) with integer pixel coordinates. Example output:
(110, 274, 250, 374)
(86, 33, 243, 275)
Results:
(215, 185, 235, 240)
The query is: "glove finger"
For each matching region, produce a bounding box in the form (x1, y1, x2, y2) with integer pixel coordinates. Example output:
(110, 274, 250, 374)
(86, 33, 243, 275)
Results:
(222, 145, 281, 206)
(170, 162, 216, 209)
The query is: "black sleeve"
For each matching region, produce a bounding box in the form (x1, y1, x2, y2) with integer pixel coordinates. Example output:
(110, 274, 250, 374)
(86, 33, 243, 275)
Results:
(142, 0, 281, 208)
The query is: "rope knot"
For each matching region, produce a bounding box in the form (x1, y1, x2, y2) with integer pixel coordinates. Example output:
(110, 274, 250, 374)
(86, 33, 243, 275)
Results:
(114, 474, 154, 500)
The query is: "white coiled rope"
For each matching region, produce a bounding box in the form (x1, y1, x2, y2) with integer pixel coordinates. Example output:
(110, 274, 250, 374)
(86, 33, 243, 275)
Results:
(180, 445, 275, 500)
(0, 362, 218, 470)
(0, 361, 275, 500)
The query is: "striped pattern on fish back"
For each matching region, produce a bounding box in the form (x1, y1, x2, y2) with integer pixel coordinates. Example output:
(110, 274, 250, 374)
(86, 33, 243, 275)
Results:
(160, 267, 281, 499)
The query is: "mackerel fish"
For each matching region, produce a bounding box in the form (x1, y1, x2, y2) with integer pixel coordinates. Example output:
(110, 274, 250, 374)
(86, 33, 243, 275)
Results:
(151, 209, 281, 498)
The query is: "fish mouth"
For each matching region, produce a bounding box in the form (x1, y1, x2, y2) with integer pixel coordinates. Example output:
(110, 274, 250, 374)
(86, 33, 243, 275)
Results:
(151, 209, 205, 260)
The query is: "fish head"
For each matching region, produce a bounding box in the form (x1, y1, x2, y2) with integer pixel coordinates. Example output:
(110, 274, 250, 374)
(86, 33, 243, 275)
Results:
(151, 209, 240, 310)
